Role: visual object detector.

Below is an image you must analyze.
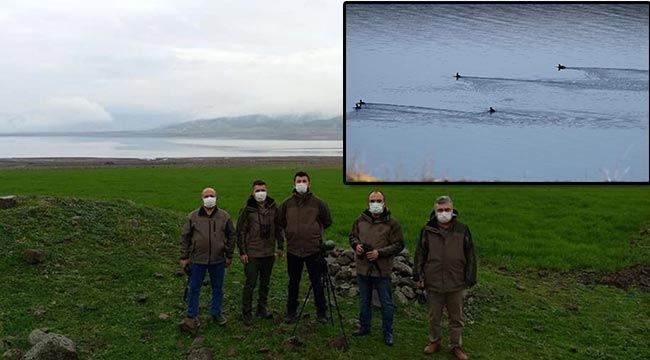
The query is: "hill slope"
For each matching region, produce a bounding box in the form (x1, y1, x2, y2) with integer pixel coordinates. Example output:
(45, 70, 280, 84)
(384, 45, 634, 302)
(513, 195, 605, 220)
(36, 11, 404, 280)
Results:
(0, 196, 648, 359)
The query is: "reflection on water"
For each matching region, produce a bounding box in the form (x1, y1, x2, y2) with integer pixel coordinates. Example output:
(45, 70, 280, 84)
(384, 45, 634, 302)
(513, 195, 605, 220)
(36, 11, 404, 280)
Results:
(346, 3, 649, 181)
(0, 137, 343, 158)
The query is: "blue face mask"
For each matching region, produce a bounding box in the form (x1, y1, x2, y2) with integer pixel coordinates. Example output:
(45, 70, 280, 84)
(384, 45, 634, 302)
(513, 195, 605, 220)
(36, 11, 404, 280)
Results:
(369, 202, 384, 214)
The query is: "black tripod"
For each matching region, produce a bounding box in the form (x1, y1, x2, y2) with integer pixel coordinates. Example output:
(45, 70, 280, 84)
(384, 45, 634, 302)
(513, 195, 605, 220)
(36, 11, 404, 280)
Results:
(290, 252, 348, 348)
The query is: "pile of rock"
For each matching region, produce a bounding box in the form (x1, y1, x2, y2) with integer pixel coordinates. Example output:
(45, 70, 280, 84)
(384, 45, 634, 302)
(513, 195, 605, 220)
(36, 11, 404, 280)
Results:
(4, 329, 79, 360)
(324, 247, 425, 304)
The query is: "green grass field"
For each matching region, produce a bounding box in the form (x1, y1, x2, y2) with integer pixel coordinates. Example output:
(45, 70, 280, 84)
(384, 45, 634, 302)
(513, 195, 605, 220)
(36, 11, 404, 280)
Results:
(0, 165, 648, 359)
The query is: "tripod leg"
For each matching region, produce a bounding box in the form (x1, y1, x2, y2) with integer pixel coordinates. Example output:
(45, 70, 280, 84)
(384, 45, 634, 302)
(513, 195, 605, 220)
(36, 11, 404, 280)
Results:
(323, 272, 334, 325)
(326, 273, 348, 347)
(290, 283, 313, 338)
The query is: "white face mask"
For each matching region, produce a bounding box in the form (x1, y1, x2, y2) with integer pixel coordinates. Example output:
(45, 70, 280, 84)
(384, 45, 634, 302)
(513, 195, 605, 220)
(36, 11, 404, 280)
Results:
(368, 202, 384, 214)
(254, 191, 267, 202)
(202, 196, 216, 208)
(436, 211, 453, 224)
(295, 183, 308, 194)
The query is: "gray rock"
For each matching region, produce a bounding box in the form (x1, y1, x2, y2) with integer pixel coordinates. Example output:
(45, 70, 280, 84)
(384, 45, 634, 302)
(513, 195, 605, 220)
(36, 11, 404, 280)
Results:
(347, 286, 358, 298)
(343, 250, 355, 260)
(328, 263, 341, 274)
(2, 349, 23, 360)
(393, 261, 413, 276)
(397, 277, 416, 288)
(400, 286, 415, 299)
(191, 337, 206, 348)
(23, 249, 47, 265)
(0, 195, 17, 209)
(372, 289, 381, 307)
(339, 283, 351, 291)
(335, 267, 352, 280)
(179, 317, 200, 335)
(395, 289, 409, 305)
(390, 273, 399, 285)
(187, 348, 213, 360)
(28, 329, 49, 346)
(335, 256, 351, 266)
(23, 333, 77, 360)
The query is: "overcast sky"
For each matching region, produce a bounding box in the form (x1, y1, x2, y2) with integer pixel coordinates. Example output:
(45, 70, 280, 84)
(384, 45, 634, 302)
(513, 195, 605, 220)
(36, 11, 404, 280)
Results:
(0, 0, 342, 131)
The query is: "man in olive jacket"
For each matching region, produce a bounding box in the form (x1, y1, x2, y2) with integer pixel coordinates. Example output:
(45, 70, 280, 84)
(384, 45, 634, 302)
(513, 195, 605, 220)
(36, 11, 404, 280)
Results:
(414, 195, 476, 360)
(236, 179, 284, 326)
(277, 171, 332, 323)
(349, 190, 404, 346)
(180, 187, 235, 327)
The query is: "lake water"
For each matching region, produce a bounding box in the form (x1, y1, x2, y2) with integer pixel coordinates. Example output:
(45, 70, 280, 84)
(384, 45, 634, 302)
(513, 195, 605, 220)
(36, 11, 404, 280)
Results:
(346, 3, 649, 181)
(0, 136, 342, 158)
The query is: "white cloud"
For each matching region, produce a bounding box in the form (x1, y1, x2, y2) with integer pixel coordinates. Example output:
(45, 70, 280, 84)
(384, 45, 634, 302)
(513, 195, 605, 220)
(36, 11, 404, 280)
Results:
(0, 0, 343, 131)
(16, 97, 113, 130)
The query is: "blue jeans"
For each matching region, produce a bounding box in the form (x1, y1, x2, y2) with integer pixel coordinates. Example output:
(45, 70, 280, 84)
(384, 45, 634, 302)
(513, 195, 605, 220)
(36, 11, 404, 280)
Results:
(357, 275, 394, 336)
(187, 262, 225, 318)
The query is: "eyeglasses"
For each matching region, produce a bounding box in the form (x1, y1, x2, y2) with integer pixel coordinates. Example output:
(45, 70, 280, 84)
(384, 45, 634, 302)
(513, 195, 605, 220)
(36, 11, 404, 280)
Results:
(436, 208, 452, 213)
(369, 200, 383, 203)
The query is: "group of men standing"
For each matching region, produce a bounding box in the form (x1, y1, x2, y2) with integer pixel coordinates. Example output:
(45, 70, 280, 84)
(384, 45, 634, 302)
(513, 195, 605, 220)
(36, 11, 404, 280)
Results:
(179, 171, 476, 359)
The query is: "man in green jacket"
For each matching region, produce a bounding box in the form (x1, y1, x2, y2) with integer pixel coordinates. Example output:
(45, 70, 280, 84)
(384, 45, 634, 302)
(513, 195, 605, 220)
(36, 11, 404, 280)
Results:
(349, 190, 405, 346)
(414, 195, 476, 360)
(180, 187, 235, 327)
(236, 179, 284, 326)
(277, 171, 332, 323)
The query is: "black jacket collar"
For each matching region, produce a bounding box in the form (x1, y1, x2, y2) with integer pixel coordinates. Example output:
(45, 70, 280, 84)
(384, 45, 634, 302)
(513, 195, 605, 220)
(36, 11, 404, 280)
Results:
(246, 195, 276, 209)
(198, 206, 218, 217)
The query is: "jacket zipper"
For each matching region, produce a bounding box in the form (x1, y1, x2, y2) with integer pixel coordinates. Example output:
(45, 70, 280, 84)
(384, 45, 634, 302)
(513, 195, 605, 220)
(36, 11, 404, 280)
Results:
(208, 219, 212, 265)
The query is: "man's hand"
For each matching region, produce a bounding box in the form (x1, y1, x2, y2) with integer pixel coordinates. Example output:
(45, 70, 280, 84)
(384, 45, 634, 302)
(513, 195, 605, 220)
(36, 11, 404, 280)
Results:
(355, 244, 364, 256)
(239, 254, 249, 265)
(416, 280, 424, 289)
(366, 249, 379, 261)
(225, 258, 232, 267)
(180, 259, 189, 269)
(276, 249, 284, 259)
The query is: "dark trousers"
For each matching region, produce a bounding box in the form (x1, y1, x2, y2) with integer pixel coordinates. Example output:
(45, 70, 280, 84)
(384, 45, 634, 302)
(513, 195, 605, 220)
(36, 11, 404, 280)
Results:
(242, 256, 275, 315)
(426, 289, 466, 347)
(286, 252, 327, 316)
(357, 275, 394, 336)
(187, 262, 225, 318)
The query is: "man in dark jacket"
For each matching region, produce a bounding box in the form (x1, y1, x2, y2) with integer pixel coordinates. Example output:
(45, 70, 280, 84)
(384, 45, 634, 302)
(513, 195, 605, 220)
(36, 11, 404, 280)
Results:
(236, 179, 284, 326)
(180, 187, 235, 327)
(277, 171, 332, 323)
(414, 195, 476, 360)
(349, 190, 404, 346)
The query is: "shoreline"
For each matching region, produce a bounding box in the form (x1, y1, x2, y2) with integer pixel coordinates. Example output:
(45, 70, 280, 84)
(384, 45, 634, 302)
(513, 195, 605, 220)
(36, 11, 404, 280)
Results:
(0, 156, 342, 169)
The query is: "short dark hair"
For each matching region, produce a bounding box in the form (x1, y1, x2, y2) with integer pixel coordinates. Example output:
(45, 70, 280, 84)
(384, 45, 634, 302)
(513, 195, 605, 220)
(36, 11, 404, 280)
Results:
(293, 171, 310, 182)
(252, 179, 267, 188)
(368, 189, 385, 202)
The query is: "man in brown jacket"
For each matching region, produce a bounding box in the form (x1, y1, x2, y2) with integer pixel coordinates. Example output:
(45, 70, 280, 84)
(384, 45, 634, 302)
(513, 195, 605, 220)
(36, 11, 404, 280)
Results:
(277, 171, 332, 323)
(414, 195, 476, 360)
(349, 190, 404, 346)
(236, 179, 283, 326)
(180, 187, 235, 327)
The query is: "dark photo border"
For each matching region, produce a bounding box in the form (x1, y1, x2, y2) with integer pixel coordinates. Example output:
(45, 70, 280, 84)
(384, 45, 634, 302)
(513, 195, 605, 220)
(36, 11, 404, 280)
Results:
(342, 1, 650, 185)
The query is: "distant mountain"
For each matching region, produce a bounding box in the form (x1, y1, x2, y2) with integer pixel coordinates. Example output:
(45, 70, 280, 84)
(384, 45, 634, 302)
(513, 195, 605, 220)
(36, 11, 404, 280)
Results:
(151, 114, 342, 140)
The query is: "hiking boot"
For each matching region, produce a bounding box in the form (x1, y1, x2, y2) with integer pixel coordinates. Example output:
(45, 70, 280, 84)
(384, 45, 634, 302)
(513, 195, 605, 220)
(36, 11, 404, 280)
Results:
(212, 313, 227, 326)
(284, 311, 298, 324)
(352, 327, 370, 336)
(243, 313, 254, 326)
(316, 314, 328, 324)
(451, 346, 469, 360)
(256, 308, 273, 319)
(424, 341, 441, 354)
(384, 333, 394, 347)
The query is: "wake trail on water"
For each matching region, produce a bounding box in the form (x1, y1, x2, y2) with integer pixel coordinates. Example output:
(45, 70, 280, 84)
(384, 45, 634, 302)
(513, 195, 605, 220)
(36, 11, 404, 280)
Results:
(459, 72, 648, 92)
(349, 102, 646, 129)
